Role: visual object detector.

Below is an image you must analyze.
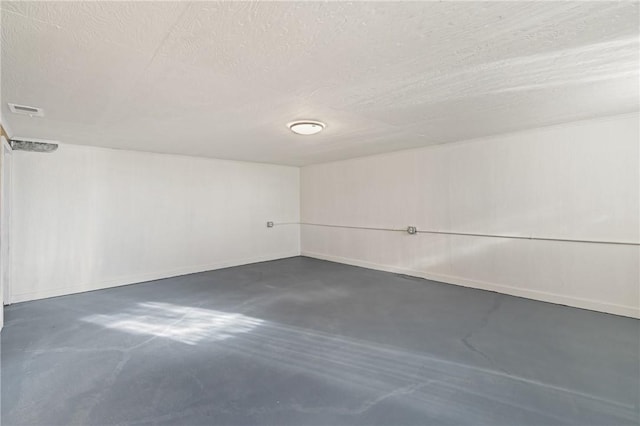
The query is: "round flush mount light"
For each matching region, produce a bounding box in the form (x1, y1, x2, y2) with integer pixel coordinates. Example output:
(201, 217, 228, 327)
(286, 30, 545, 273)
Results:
(288, 120, 326, 135)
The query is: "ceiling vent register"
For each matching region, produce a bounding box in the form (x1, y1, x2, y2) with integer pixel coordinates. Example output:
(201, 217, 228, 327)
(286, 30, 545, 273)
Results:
(8, 103, 44, 117)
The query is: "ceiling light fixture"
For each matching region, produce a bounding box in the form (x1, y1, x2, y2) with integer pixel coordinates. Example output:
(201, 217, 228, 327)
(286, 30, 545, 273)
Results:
(288, 120, 326, 135)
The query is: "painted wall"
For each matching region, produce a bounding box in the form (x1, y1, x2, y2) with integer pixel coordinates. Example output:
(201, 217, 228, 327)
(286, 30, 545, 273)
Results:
(0, 134, 9, 329)
(301, 113, 640, 318)
(11, 144, 300, 302)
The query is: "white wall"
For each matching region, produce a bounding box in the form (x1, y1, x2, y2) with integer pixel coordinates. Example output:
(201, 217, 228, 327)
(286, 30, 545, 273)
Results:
(11, 144, 300, 302)
(0, 134, 9, 329)
(301, 113, 640, 318)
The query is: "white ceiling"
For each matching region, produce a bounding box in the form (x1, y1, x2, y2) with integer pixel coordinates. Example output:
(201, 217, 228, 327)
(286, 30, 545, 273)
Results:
(1, 1, 638, 166)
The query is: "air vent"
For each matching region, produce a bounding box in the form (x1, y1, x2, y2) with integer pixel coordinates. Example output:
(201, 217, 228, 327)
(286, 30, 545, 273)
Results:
(10, 139, 58, 153)
(8, 103, 44, 117)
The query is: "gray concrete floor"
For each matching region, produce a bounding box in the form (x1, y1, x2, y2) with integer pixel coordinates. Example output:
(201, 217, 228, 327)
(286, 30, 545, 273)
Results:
(2, 256, 639, 425)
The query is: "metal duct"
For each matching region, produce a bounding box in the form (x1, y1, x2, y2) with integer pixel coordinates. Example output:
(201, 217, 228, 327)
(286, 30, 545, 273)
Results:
(10, 139, 58, 153)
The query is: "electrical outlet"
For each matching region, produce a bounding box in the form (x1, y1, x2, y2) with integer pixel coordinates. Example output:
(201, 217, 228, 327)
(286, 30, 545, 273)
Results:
(267, 221, 274, 228)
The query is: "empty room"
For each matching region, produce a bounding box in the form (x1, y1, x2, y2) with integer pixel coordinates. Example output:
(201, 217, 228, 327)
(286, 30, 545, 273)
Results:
(1, 1, 639, 425)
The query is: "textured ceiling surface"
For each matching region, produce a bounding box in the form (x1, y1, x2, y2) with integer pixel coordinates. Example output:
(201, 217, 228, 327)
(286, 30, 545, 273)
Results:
(1, 1, 638, 165)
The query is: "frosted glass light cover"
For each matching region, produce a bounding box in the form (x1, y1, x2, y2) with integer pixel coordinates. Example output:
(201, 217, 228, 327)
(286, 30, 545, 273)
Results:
(288, 121, 325, 135)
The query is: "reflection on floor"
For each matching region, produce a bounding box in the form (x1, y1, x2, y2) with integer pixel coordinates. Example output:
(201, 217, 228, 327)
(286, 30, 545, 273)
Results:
(2, 257, 639, 425)
(83, 302, 264, 345)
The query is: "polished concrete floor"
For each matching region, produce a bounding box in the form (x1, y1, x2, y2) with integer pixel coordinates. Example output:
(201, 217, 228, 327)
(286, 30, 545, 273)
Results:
(2, 256, 639, 425)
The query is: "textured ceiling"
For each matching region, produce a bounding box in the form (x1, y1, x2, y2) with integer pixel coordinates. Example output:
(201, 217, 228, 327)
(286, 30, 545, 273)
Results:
(1, 1, 638, 165)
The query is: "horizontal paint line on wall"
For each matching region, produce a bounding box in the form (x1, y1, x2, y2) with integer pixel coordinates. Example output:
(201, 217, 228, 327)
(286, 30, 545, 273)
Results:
(278, 222, 640, 246)
(301, 250, 640, 319)
(9, 251, 301, 304)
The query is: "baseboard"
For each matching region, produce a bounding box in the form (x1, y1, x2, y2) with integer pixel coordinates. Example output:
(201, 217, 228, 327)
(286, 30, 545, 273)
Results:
(10, 251, 301, 303)
(301, 251, 640, 319)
